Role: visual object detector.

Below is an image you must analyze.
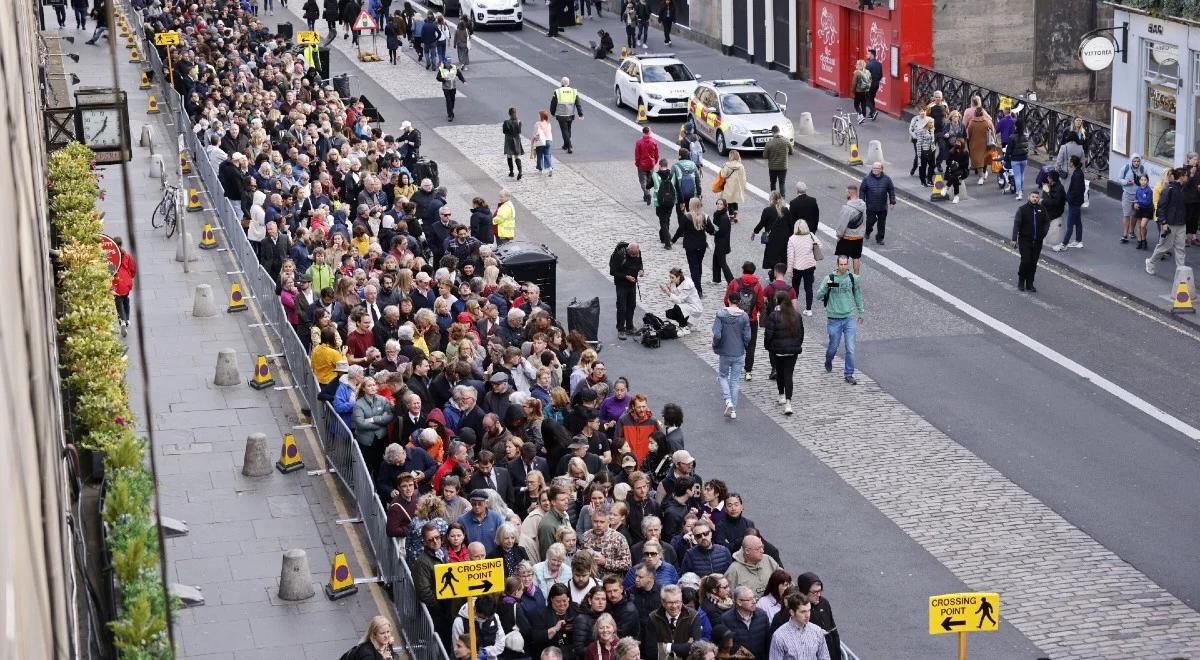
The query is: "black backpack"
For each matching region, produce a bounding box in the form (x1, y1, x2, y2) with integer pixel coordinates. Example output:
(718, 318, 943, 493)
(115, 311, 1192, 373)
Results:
(641, 327, 661, 348)
(609, 241, 629, 275)
(642, 312, 677, 339)
(655, 171, 676, 208)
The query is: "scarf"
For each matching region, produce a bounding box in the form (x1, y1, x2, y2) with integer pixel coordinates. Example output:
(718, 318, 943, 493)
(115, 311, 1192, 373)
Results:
(707, 593, 733, 610)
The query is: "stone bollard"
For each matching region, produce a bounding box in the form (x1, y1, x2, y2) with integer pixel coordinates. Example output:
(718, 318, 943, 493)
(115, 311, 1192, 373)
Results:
(192, 284, 217, 317)
(139, 124, 155, 150)
(865, 139, 885, 165)
(796, 112, 816, 136)
(148, 153, 165, 179)
(242, 432, 273, 477)
(278, 549, 316, 601)
(175, 233, 199, 262)
(214, 349, 239, 386)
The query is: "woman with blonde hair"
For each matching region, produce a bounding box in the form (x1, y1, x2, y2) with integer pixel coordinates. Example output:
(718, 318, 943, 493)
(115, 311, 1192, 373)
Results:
(852, 59, 872, 119)
(717, 149, 747, 222)
(671, 196, 710, 296)
(347, 615, 395, 659)
(785, 221, 822, 315)
(570, 348, 599, 395)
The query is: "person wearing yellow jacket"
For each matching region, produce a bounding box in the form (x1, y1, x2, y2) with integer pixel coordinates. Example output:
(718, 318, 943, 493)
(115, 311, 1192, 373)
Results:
(493, 189, 516, 243)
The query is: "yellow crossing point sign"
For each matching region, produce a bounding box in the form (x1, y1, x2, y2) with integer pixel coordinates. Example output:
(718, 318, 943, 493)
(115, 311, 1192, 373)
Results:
(434, 558, 504, 600)
(296, 31, 321, 45)
(154, 31, 181, 46)
(928, 592, 1000, 635)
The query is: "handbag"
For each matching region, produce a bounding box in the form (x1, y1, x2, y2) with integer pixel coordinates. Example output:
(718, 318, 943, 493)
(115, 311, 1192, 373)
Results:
(711, 173, 726, 193)
(503, 603, 526, 653)
(811, 236, 824, 261)
(759, 229, 770, 245)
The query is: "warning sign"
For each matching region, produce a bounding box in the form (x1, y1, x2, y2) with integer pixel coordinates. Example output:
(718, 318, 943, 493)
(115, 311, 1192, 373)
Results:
(928, 592, 1000, 635)
(433, 558, 504, 600)
(154, 31, 181, 46)
(351, 9, 379, 31)
(296, 30, 321, 45)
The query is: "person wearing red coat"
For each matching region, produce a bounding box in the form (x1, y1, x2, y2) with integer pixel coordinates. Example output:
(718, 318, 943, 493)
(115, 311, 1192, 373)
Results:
(634, 127, 660, 206)
(110, 236, 137, 336)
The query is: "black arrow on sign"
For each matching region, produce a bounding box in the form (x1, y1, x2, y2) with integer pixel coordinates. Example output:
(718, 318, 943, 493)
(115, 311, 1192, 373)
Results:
(941, 616, 965, 631)
(469, 579, 493, 593)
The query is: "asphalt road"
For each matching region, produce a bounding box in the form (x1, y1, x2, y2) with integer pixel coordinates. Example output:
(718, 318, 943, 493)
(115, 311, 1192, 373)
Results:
(287, 11, 1200, 656)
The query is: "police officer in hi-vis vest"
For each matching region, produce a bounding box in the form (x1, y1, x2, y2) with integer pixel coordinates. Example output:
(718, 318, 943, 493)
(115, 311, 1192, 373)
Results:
(549, 77, 584, 153)
(436, 56, 467, 121)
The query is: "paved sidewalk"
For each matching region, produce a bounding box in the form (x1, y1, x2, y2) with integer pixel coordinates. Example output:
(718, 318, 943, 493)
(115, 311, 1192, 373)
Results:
(61, 22, 389, 659)
(519, 4, 1200, 326)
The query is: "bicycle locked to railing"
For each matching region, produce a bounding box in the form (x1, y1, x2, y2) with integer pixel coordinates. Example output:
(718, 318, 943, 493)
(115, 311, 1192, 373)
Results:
(831, 108, 861, 150)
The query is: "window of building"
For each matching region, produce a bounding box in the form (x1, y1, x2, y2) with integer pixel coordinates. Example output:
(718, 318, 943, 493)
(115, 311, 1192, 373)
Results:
(1144, 40, 1179, 164)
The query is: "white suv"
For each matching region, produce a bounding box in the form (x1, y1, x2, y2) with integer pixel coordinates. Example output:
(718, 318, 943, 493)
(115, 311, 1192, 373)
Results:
(688, 80, 793, 155)
(462, 0, 522, 30)
(613, 53, 700, 118)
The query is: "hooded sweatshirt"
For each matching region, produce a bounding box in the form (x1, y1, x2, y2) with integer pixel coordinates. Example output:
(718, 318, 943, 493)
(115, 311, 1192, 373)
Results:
(723, 548, 781, 599)
(836, 197, 867, 240)
(711, 306, 751, 358)
(248, 190, 268, 242)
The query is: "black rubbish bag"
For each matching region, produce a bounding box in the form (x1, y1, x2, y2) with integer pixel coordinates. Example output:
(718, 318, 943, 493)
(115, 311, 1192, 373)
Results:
(567, 297, 600, 343)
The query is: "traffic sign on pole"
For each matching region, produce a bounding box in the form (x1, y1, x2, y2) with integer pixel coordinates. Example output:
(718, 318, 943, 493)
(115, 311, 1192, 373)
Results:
(928, 592, 1000, 635)
(296, 30, 321, 45)
(154, 31, 181, 46)
(433, 558, 504, 600)
(351, 9, 379, 31)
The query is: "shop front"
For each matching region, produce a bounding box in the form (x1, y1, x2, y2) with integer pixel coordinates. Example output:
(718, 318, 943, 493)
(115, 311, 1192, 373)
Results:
(1107, 8, 1200, 188)
(808, 0, 931, 115)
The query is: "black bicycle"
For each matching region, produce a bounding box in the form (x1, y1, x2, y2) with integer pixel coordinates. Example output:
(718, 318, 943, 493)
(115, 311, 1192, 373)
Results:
(151, 184, 180, 238)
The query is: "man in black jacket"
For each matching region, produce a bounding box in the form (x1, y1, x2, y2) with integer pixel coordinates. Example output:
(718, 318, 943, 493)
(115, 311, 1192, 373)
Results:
(789, 182, 820, 233)
(1052, 155, 1086, 252)
(1009, 190, 1048, 292)
(642, 585, 702, 660)
(603, 576, 643, 638)
(258, 221, 290, 283)
(610, 242, 643, 340)
(1147, 167, 1190, 274)
(218, 154, 246, 203)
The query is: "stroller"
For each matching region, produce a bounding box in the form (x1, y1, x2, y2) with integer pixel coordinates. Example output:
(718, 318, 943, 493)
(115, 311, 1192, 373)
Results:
(994, 145, 1015, 194)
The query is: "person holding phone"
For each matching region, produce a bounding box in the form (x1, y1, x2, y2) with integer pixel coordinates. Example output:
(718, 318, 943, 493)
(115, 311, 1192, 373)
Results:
(816, 256, 864, 386)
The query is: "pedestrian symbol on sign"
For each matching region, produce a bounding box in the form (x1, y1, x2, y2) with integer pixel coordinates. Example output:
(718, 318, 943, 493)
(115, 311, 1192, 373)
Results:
(439, 568, 459, 596)
(975, 597, 996, 629)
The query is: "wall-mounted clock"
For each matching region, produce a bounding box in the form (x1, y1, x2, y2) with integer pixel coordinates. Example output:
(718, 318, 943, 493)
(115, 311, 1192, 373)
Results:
(73, 87, 131, 164)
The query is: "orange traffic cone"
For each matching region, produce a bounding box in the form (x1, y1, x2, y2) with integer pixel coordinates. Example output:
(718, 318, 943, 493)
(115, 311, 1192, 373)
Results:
(249, 354, 275, 390)
(227, 282, 248, 312)
(325, 552, 359, 600)
(147, 96, 160, 114)
(198, 224, 218, 249)
(276, 434, 305, 473)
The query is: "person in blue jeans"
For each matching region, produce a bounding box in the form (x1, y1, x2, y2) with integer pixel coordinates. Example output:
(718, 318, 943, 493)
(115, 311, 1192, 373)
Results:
(815, 256, 865, 385)
(1052, 154, 1086, 252)
(712, 291, 752, 419)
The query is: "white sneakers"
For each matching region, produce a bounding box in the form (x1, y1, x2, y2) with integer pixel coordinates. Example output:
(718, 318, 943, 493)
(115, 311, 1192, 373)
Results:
(743, 371, 752, 381)
(723, 401, 734, 418)
(952, 195, 959, 204)
(803, 309, 813, 316)
(783, 402, 793, 415)
(1067, 241, 1083, 249)
(778, 394, 786, 405)
(730, 410, 737, 419)
(1145, 258, 1155, 275)
(1051, 243, 1067, 252)
(677, 327, 691, 336)
(977, 176, 985, 185)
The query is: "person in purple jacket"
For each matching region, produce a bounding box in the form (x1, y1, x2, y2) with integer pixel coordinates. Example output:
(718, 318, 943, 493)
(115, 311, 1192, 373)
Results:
(598, 377, 631, 431)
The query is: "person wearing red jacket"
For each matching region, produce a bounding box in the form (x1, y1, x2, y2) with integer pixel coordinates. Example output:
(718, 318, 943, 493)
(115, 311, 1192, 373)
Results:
(723, 262, 766, 381)
(634, 126, 660, 206)
(111, 236, 137, 337)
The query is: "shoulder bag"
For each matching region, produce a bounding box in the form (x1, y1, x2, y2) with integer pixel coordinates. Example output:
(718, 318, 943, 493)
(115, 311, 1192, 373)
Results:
(503, 602, 526, 652)
(811, 234, 824, 261)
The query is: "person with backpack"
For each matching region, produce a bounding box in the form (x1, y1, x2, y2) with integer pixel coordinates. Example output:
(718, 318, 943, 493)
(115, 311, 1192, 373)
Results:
(716, 150, 746, 223)
(672, 148, 701, 228)
(635, 126, 660, 206)
(763, 290, 804, 415)
(452, 595, 506, 660)
(672, 197, 711, 296)
(722, 262, 765, 382)
(342, 615, 398, 659)
(712, 287, 752, 419)
(680, 122, 705, 169)
(610, 241, 644, 340)
(651, 158, 677, 250)
(834, 184, 867, 276)
(852, 60, 872, 121)
(816, 255, 864, 386)
(660, 267, 702, 336)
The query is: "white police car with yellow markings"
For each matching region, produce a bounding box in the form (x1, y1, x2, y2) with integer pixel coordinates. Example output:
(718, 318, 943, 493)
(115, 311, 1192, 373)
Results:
(688, 79, 793, 156)
(613, 53, 700, 118)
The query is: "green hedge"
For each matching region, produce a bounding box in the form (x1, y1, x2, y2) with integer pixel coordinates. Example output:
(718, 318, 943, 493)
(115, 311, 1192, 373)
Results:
(1112, 0, 1200, 21)
(49, 143, 170, 659)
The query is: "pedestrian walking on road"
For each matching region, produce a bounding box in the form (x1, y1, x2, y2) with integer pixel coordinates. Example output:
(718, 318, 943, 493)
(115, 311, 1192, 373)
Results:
(1146, 167, 1189, 274)
(111, 236, 136, 337)
(1051, 155, 1085, 252)
(785, 222, 821, 315)
(816, 256, 864, 386)
(658, 0, 676, 45)
(672, 197, 710, 296)
(789, 181, 820, 234)
(865, 49, 883, 119)
(420, 14, 438, 69)
(944, 138, 968, 204)
(753, 191, 795, 271)
(763, 290, 803, 415)
(710, 198, 734, 284)
(550, 77, 583, 153)
(717, 150, 746, 222)
(610, 241, 644, 340)
(851, 60, 871, 121)
(304, 0, 322, 30)
(723, 262, 764, 381)
(762, 126, 793, 195)
(661, 268, 702, 335)
(713, 288, 752, 419)
(635, 0, 651, 46)
(436, 56, 466, 121)
(454, 20, 470, 69)
(834, 184, 866, 276)
(1118, 154, 1147, 243)
(70, 0, 87, 29)
(531, 110, 554, 175)
(435, 14, 451, 65)
(324, 0, 341, 38)
(907, 107, 927, 177)
(503, 107, 525, 180)
(651, 158, 677, 249)
(858, 162, 896, 245)
(342, 0, 362, 43)
(1009, 190, 1048, 292)
(672, 147, 702, 228)
(635, 126, 660, 206)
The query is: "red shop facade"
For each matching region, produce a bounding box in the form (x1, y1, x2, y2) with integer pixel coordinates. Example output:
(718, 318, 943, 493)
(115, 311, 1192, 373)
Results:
(808, 0, 932, 115)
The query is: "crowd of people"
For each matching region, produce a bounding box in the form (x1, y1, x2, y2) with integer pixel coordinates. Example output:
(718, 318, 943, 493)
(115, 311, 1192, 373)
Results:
(141, 1, 849, 658)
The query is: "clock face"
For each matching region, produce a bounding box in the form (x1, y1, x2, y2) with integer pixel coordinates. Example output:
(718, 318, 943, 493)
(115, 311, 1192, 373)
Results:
(80, 107, 123, 149)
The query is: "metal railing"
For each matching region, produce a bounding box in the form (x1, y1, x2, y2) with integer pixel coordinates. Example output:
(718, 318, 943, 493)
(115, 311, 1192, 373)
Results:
(908, 63, 1111, 178)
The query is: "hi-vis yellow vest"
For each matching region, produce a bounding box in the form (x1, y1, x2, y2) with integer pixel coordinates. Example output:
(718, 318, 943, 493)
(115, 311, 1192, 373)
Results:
(554, 87, 577, 117)
(494, 201, 516, 238)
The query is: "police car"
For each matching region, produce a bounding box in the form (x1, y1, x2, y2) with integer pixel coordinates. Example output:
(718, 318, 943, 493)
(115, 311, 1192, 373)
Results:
(612, 53, 700, 118)
(461, 0, 523, 30)
(688, 80, 793, 155)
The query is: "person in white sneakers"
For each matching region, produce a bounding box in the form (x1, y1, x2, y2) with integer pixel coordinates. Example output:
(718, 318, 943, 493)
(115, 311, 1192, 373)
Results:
(712, 290, 751, 419)
(762, 290, 804, 415)
(661, 268, 702, 336)
(1052, 155, 1086, 252)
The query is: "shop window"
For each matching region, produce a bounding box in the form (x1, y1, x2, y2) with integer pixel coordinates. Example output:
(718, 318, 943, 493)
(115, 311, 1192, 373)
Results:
(1144, 40, 1179, 164)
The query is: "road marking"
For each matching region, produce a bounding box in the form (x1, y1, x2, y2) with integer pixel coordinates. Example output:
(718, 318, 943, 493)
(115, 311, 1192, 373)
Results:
(505, 33, 546, 54)
(451, 27, 1200, 442)
(936, 251, 1057, 311)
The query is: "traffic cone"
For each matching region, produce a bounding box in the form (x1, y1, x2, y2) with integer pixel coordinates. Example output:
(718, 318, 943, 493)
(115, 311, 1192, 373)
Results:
(139, 71, 151, 89)
(129, 48, 141, 63)
(198, 224, 218, 249)
(147, 96, 160, 114)
(325, 552, 360, 600)
(276, 434, 306, 473)
(1172, 280, 1195, 314)
(227, 282, 248, 312)
(126, 35, 135, 49)
(249, 354, 275, 390)
(181, 152, 191, 174)
(847, 142, 863, 166)
(575, 10, 582, 24)
(930, 173, 948, 201)
(637, 103, 648, 123)
(619, 46, 629, 60)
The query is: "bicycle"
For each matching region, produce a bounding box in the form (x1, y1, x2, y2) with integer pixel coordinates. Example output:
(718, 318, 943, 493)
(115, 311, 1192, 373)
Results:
(151, 185, 180, 238)
(831, 109, 860, 148)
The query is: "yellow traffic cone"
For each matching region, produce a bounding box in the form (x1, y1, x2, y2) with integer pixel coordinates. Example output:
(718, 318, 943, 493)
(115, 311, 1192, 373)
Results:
(276, 434, 305, 473)
(575, 10, 582, 25)
(249, 354, 275, 390)
(227, 282, 248, 312)
(930, 173, 948, 201)
(620, 46, 629, 60)
(325, 552, 359, 600)
(129, 48, 141, 63)
(126, 35, 135, 49)
(147, 96, 160, 114)
(198, 224, 218, 249)
(181, 152, 191, 174)
(139, 71, 151, 89)
(1172, 280, 1195, 314)
(847, 142, 863, 166)
(637, 103, 648, 123)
